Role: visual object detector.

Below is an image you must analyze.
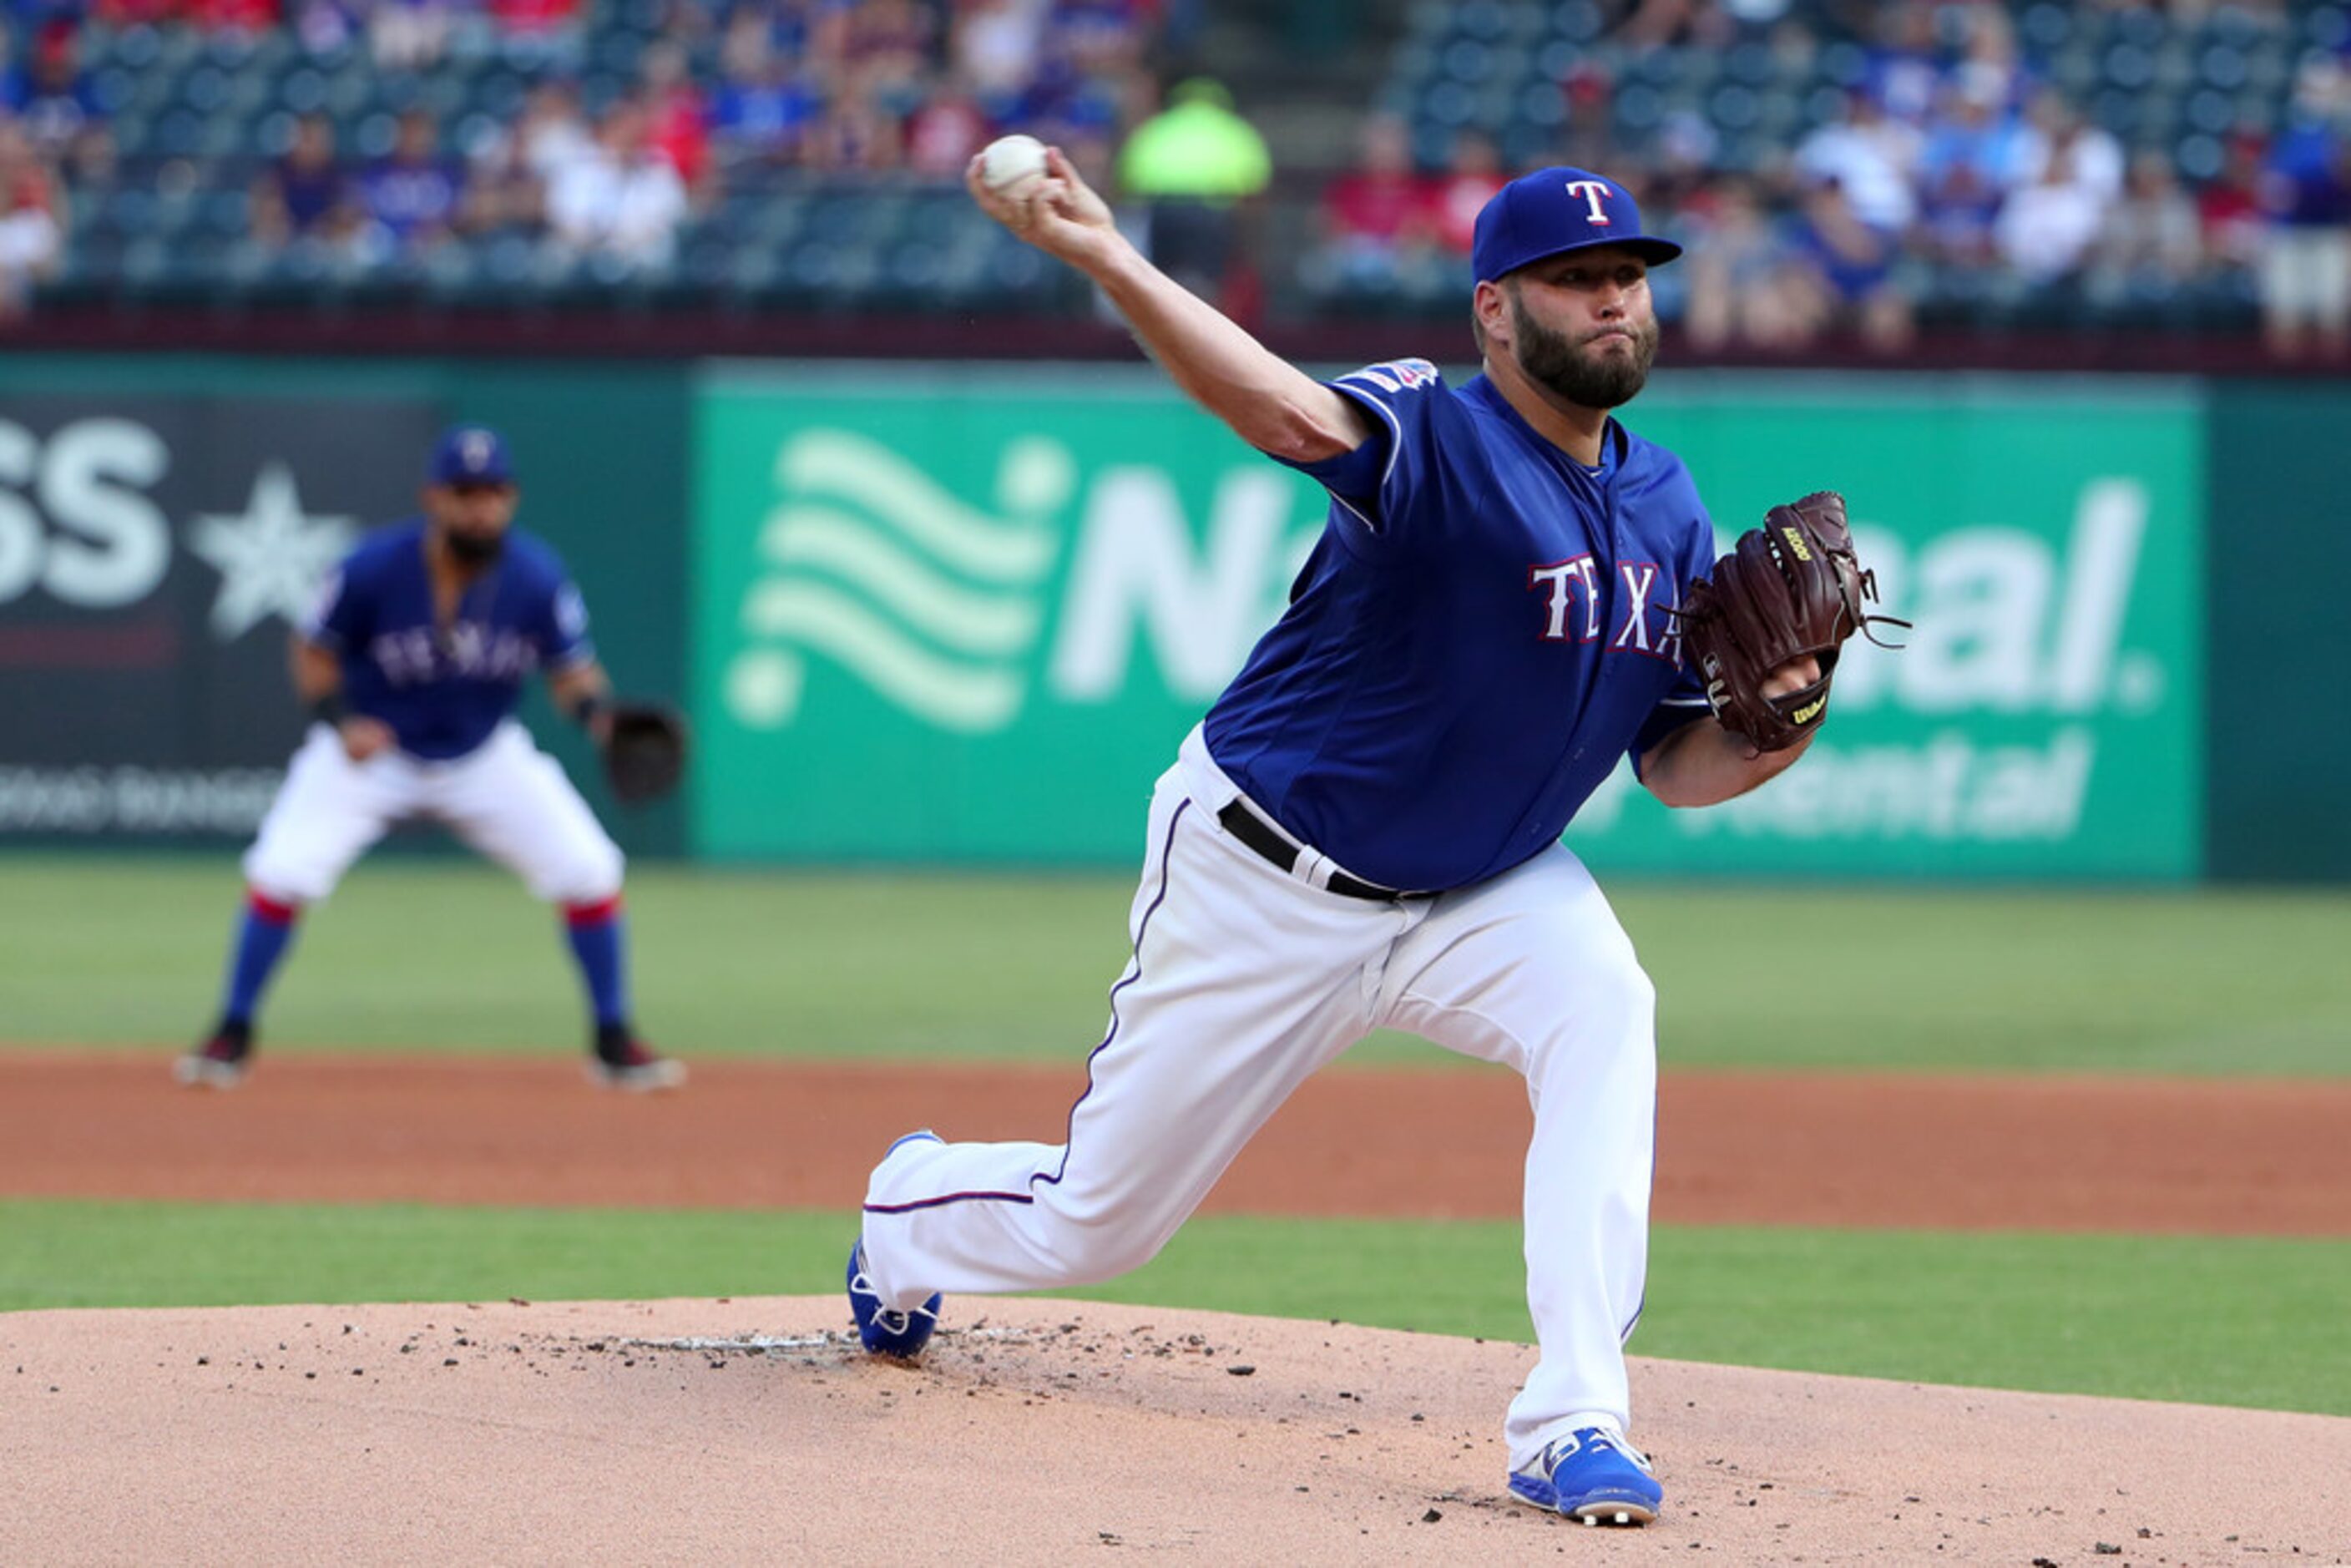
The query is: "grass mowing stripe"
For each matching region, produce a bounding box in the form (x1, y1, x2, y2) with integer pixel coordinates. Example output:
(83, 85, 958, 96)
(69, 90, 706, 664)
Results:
(3, 1199, 2343, 1418)
(3, 857, 2348, 1073)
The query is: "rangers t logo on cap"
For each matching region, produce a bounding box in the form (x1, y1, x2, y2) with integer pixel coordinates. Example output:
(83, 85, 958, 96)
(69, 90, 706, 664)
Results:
(1469, 165, 1683, 283)
(1562, 180, 1614, 225)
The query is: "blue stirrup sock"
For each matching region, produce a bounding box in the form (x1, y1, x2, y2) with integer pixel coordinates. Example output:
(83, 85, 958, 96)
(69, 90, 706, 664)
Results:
(220, 889, 301, 1029)
(563, 895, 630, 1029)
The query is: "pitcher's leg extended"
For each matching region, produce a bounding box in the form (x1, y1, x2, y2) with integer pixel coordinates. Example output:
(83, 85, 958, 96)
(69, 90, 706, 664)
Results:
(857, 775, 1402, 1313)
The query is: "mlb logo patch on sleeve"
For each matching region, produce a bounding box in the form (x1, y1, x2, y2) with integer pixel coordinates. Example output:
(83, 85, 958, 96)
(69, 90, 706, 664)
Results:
(1343, 358, 1440, 394)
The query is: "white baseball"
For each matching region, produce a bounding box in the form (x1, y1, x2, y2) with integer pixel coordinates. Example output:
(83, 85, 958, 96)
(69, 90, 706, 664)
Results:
(978, 134, 1050, 197)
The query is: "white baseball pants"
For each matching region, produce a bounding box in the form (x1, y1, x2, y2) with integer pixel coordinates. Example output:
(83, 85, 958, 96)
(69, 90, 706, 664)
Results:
(243, 720, 624, 906)
(862, 727, 1658, 1468)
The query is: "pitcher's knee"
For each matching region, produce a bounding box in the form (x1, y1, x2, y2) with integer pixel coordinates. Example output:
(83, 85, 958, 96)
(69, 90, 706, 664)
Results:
(1033, 1190, 1183, 1282)
(1581, 931, 1656, 1018)
(1051, 1221, 1175, 1284)
(1526, 948, 1656, 1063)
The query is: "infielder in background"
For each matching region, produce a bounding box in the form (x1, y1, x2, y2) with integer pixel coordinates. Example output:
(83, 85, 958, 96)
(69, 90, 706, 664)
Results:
(848, 151, 1885, 1527)
(178, 426, 685, 1093)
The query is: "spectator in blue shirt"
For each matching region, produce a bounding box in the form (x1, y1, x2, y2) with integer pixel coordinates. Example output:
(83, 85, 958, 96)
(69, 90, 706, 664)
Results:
(358, 108, 466, 260)
(2259, 58, 2351, 358)
(8, 19, 101, 164)
(252, 114, 360, 249)
(709, 54, 823, 166)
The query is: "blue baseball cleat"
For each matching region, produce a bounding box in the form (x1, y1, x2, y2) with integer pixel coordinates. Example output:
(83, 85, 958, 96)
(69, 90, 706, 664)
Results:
(847, 1240, 942, 1358)
(1508, 1425, 1663, 1525)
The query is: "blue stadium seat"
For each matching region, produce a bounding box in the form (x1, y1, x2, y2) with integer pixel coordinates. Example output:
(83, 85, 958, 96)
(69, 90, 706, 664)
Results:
(2019, 3, 2074, 53)
(2102, 43, 2156, 94)
(2186, 88, 2237, 134)
(1549, 0, 1603, 46)
(148, 109, 209, 160)
(1813, 39, 1868, 91)
(200, 190, 250, 239)
(279, 66, 329, 116)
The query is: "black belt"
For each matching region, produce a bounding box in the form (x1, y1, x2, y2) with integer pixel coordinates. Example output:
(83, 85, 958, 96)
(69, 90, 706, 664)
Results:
(1216, 799, 1414, 903)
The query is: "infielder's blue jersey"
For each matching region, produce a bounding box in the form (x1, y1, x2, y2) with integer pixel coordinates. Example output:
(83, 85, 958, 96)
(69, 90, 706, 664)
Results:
(1205, 362, 1714, 893)
(301, 521, 594, 761)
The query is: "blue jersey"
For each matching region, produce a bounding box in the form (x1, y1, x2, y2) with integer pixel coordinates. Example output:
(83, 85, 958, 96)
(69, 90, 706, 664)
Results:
(301, 521, 594, 761)
(1204, 362, 1715, 892)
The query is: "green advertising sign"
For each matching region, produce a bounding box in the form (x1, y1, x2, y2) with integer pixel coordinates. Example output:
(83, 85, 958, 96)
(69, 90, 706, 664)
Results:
(692, 367, 1332, 862)
(692, 368, 2203, 879)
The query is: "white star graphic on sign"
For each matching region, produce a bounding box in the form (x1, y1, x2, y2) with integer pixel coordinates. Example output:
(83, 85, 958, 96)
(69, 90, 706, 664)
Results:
(188, 462, 359, 641)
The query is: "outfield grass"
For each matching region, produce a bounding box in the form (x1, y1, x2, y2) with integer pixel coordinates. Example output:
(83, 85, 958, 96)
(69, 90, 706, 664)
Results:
(3, 1198, 2342, 1418)
(2, 855, 2346, 1074)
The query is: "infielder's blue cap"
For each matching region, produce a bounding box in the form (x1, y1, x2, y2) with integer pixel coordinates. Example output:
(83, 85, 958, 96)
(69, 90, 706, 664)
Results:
(1470, 167, 1683, 284)
(428, 424, 515, 487)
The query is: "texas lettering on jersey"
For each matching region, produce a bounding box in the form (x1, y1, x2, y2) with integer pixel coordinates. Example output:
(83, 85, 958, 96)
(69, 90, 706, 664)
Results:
(1528, 556, 1685, 665)
(306, 522, 593, 761)
(1213, 361, 1718, 893)
(368, 623, 542, 685)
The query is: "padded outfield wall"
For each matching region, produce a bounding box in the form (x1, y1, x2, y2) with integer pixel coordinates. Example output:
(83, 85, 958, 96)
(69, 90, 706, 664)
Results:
(0, 353, 2333, 880)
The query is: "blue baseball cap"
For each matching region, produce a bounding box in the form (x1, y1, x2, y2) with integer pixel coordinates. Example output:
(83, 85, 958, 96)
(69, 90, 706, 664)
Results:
(427, 424, 514, 487)
(1471, 167, 1682, 284)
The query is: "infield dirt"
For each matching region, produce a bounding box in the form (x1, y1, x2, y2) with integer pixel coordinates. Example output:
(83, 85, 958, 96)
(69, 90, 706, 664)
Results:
(7, 1053, 2350, 1563)
(3, 1053, 2347, 1233)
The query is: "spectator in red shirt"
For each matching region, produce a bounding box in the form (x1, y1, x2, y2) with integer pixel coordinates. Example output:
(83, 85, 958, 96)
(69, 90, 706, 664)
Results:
(904, 80, 989, 179)
(0, 116, 63, 321)
(90, 0, 180, 27)
(1429, 129, 1505, 255)
(2199, 132, 2268, 279)
(1315, 112, 1437, 290)
(640, 39, 711, 195)
(185, 0, 280, 32)
(491, 0, 579, 37)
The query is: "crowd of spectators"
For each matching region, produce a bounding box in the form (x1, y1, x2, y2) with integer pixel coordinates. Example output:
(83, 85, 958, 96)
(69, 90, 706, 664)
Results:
(0, 0, 1180, 295)
(1314, 0, 2351, 357)
(0, 0, 2346, 357)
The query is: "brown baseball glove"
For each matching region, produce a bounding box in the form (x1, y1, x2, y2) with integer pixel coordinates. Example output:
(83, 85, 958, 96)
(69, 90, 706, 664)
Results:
(601, 700, 690, 806)
(1676, 491, 1904, 752)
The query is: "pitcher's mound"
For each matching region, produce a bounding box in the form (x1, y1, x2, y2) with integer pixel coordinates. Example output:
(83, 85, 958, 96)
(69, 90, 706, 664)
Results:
(6, 1296, 2343, 1564)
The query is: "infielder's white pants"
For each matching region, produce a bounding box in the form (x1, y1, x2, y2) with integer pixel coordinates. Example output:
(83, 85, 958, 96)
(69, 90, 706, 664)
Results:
(244, 720, 624, 906)
(862, 729, 1657, 1469)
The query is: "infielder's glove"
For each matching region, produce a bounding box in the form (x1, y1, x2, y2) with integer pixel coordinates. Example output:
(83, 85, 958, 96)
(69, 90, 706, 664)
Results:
(1675, 491, 1904, 752)
(600, 700, 689, 806)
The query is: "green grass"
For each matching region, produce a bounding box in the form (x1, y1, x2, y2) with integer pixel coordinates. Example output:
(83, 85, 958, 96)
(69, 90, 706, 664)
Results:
(3, 855, 2346, 1074)
(4, 1198, 2343, 1417)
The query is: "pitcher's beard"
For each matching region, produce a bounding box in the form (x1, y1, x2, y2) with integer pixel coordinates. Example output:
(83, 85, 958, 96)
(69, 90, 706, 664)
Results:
(1512, 296, 1659, 409)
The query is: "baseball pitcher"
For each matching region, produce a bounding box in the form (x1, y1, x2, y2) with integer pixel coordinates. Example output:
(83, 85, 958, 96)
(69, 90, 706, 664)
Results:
(847, 154, 1892, 1525)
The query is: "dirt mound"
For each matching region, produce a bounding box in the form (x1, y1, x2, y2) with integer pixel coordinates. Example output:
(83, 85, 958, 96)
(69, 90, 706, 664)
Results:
(6, 1297, 2344, 1565)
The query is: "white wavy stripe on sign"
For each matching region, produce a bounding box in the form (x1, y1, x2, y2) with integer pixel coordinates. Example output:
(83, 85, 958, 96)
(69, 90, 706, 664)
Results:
(778, 431, 1054, 581)
(759, 508, 1041, 656)
(741, 581, 1022, 732)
